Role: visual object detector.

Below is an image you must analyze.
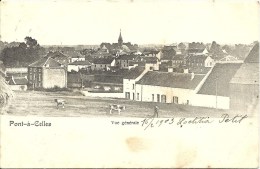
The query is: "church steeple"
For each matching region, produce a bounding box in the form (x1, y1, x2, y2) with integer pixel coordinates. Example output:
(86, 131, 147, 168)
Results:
(118, 29, 123, 47)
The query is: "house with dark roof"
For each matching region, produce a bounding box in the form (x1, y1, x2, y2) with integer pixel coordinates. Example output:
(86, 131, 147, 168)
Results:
(171, 54, 185, 67)
(229, 43, 259, 112)
(187, 48, 208, 55)
(46, 51, 70, 66)
(116, 54, 137, 69)
(91, 58, 116, 71)
(28, 57, 67, 89)
(123, 67, 147, 100)
(68, 60, 92, 72)
(7, 76, 28, 91)
(186, 55, 214, 68)
(134, 71, 205, 104)
(160, 45, 177, 62)
(130, 56, 160, 71)
(191, 63, 242, 109)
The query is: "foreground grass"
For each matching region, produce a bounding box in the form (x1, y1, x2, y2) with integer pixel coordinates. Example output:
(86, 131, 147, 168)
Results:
(5, 90, 239, 118)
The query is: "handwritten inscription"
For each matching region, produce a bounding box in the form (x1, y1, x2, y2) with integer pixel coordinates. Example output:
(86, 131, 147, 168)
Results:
(110, 114, 249, 130)
(140, 118, 175, 130)
(219, 114, 248, 123)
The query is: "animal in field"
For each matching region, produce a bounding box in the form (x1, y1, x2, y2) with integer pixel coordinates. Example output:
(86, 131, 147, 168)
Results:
(109, 104, 126, 115)
(54, 99, 65, 109)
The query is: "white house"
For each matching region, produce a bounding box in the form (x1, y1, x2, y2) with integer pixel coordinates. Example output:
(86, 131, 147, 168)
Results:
(134, 71, 206, 104)
(123, 67, 148, 100)
(68, 60, 92, 72)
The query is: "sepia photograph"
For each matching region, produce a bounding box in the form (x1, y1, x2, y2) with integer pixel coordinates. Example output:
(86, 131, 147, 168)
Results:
(0, 0, 259, 168)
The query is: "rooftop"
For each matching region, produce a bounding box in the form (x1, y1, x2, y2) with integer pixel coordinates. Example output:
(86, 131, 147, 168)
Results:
(136, 71, 205, 89)
(29, 57, 63, 67)
(69, 60, 92, 66)
(124, 66, 146, 79)
(198, 63, 242, 96)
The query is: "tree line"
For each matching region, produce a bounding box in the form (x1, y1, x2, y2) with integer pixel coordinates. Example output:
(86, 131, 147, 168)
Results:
(0, 37, 46, 67)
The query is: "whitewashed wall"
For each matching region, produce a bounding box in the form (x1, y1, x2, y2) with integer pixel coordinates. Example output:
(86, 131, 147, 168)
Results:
(135, 84, 193, 104)
(190, 94, 230, 109)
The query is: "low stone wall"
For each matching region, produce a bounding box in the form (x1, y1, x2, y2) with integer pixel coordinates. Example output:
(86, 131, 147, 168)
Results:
(81, 91, 124, 98)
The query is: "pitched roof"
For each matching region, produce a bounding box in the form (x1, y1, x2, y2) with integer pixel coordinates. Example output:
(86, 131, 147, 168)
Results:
(143, 57, 158, 63)
(198, 63, 242, 96)
(136, 71, 205, 89)
(63, 51, 85, 58)
(69, 60, 92, 66)
(187, 55, 208, 61)
(47, 51, 69, 58)
(188, 48, 205, 54)
(117, 54, 136, 60)
(173, 54, 185, 60)
(124, 66, 145, 79)
(244, 43, 259, 63)
(29, 57, 62, 67)
(230, 63, 259, 85)
(93, 58, 114, 64)
(229, 43, 259, 85)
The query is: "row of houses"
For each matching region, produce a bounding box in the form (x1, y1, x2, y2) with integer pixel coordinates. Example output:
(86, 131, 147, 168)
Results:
(122, 43, 259, 112)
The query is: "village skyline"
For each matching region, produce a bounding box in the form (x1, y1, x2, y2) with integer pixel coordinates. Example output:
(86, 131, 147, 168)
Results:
(1, 0, 259, 45)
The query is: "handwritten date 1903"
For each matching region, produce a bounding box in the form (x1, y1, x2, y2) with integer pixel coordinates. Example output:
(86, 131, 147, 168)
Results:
(140, 118, 174, 130)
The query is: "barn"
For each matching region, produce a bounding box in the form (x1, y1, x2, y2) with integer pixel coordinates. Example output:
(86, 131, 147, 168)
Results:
(229, 43, 259, 113)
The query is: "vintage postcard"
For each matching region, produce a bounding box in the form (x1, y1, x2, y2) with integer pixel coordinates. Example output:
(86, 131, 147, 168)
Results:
(0, 0, 259, 168)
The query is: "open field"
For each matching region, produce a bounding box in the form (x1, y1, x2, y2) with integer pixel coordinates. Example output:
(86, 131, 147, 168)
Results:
(4, 90, 239, 118)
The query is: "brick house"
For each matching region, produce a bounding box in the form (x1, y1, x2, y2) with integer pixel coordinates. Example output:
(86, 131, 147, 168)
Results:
(28, 57, 67, 89)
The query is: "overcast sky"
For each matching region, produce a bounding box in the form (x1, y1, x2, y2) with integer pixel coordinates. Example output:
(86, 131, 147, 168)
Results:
(1, 0, 259, 45)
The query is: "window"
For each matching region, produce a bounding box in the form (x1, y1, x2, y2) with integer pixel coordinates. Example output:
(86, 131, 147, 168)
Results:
(173, 96, 178, 104)
(38, 74, 42, 81)
(125, 92, 130, 99)
(132, 84, 135, 90)
(157, 94, 160, 102)
(38, 68, 41, 72)
(161, 95, 166, 103)
(132, 93, 135, 100)
(187, 100, 189, 105)
(152, 94, 154, 102)
(137, 93, 139, 100)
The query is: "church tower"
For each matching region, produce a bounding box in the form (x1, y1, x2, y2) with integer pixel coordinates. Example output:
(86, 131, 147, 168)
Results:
(118, 29, 123, 47)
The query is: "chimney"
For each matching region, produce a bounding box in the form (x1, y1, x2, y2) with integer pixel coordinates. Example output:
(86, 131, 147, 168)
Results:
(191, 72, 195, 80)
